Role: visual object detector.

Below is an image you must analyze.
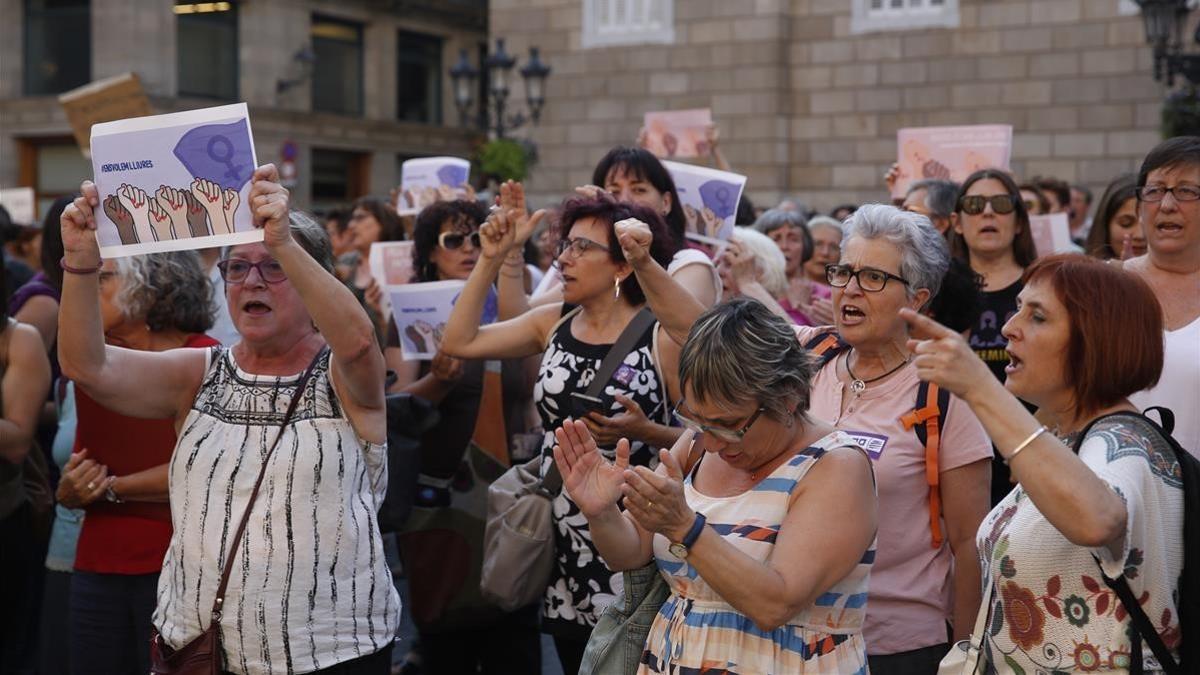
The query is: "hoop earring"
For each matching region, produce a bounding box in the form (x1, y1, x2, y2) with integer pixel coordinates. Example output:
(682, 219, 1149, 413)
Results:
(613, 276, 621, 300)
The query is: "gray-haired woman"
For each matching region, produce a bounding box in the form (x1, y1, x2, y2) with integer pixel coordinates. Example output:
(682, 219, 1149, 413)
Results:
(554, 298, 877, 673)
(52, 251, 219, 675)
(754, 209, 834, 325)
(58, 165, 398, 674)
(803, 204, 992, 675)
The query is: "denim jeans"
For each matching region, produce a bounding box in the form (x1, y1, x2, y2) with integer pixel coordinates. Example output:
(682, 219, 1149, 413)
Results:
(69, 570, 159, 675)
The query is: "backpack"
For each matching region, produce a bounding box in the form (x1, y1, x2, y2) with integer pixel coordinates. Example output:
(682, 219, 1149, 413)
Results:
(1074, 409, 1197, 675)
(803, 330, 950, 549)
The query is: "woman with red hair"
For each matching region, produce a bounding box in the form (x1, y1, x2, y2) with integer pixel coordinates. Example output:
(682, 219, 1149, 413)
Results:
(901, 254, 1183, 673)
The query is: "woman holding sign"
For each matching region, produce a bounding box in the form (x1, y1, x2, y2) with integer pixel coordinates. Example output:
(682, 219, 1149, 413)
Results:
(58, 165, 399, 675)
(899, 255, 1183, 674)
(441, 196, 688, 673)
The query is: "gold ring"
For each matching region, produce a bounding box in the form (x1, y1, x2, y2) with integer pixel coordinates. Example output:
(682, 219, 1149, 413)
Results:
(647, 500, 654, 508)
(87, 481, 96, 491)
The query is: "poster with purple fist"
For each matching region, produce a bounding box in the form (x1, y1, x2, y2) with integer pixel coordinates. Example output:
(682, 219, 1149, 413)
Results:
(388, 281, 498, 361)
(90, 103, 260, 258)
(396, 156, 472, 216)
(662, 160, 747, 246)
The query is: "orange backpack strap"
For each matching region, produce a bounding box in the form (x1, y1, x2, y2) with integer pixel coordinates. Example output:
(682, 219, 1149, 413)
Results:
(802, 330, 850, 370)
(900, 381, 951, 549)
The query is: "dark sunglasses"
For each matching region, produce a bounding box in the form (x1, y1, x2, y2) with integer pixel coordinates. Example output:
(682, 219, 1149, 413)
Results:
(216, 258, 288, 284)
(959, 194, 1016, 216)
(438, 230, 481, 250)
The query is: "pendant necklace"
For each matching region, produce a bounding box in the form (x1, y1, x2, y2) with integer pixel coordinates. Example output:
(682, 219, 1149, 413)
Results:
(846, 349, 911, 394)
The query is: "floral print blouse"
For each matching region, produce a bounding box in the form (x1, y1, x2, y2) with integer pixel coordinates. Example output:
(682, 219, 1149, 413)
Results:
(975, 414, 1183, 673)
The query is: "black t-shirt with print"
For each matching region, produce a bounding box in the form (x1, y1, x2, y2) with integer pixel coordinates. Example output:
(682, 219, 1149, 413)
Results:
(969, 278, 1022, 506)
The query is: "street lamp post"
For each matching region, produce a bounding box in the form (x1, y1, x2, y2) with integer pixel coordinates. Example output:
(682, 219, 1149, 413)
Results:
(1136, 0, 1200, 85)
(449, 38, 551, 138)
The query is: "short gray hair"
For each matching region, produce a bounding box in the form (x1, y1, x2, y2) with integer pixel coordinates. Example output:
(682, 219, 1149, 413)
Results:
(908, 179, 960, 219)
(806, 215, 844, 238)
(752, 208, 808, 236)
(679, 298, 815, 422)
(221, 210, 335, 274)
(115, 251, 215, 333)
(730, 227, 788, 298)
(843, 203, 949, 300)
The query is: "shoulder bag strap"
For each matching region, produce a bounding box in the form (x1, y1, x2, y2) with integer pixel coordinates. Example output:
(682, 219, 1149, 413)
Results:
(1099, 566, 1179, 674)
(541, 308, 657, 493)
(207, 347, 327, 625)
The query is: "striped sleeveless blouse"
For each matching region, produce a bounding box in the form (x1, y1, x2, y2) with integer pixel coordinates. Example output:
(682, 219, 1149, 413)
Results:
(153, 348, 400, 675)
(640, 430, 874, 674)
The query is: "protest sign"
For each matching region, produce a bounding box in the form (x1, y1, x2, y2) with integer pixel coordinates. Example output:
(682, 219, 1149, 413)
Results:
(90, 102, 260, 258)
(892, 125, 1012, 199)
(1029, 213, 1074, 258)
(396, 157, 471, 216)
(643, 109, 712, 159)
(388, 281, 498, 361)
(369, 241, 415, 288)
(662, 160, 746, 247)
(59, 73, 154, 158)
(0, 187, 36, 226)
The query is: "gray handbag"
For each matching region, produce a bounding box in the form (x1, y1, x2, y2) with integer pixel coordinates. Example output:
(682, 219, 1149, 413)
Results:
(479, 308, 657, 612)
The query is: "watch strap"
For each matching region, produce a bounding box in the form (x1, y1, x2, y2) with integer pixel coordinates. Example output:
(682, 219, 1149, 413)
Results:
(680, 512, 707, 549)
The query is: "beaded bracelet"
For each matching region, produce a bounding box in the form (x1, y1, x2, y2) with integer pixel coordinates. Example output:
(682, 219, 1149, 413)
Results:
(1005, 426, 1047, 465)
(59, 256, 103, 275)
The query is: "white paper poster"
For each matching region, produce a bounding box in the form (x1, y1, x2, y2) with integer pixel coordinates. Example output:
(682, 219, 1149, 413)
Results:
(388, 281, 498, 361)
(662, 160, 746, 246)
(396, 157, 471, 216)
(643, 108, 713, 159)
(1029, 213, 1074, 258)
(90, 102, 261, 258)
(0, 187, 36, 226)
(369, 241, 415, 288)
(892, 125, 1013, 199)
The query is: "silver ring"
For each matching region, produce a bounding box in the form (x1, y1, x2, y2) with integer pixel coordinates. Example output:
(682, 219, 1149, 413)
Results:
(86, 481, 96, 491)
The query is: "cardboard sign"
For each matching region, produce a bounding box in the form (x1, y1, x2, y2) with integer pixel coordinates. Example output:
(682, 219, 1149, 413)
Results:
(662, 160, 746, 246)
(0, 187, 36, 226)
(893, 125, 1012, 199)
(59, 73, 154, 158)
(396, 157, 471, 216)
(1029, 213, 1074, 258)
(369, 241, 415, 287)
(643, 109, 713, 159)
(90, 102, 261, 258)
(388, 281, 498, 361)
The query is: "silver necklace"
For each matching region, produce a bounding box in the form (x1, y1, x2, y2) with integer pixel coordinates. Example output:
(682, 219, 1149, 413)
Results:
(846, 349, 911, 394)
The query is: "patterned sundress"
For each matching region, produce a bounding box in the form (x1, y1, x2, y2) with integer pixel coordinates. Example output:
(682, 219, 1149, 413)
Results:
(639, 430, 875, 674)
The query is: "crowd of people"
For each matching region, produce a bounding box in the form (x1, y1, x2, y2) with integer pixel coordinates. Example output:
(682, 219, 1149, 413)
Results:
(0, 129, 1195, 675)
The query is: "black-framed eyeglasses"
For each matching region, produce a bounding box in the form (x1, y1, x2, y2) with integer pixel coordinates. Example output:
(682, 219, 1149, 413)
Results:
(216, 258, 288, 284)
(438, 230, 481, 250)
(556, 236, 608, 259)
(1136, 184, 1200, 203)
(959, 194, 1016, 216)
(672, 398, 765, 443)
(825, 264, 909, 293)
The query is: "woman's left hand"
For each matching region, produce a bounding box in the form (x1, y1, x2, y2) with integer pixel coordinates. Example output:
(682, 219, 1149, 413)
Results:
(623, 445, 695, 543)
(248, 164, 291, 249)
(723, 241, 757, 286)
(56, 448, 112, 508)
(901, 308, 994, 401)
(584, 394, 650, 446)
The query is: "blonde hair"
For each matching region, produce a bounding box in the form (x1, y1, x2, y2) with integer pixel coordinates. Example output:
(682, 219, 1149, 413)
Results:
(730, 226, 788, 298)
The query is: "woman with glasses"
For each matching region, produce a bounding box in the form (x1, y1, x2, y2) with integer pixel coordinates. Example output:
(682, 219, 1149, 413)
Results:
(383, 199, 543, 674)
(53, 252, 216, 675)
(1124, 137, 1200, 457)
(552, 298, 878, 673)
(57, 165, 400, 674)
(804, 205, 992, 675)
(441, 195, 682, 674)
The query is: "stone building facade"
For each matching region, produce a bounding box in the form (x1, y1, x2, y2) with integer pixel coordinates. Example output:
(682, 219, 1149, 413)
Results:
(0, 0, 486, 216)
(493, 0, 1170, 212)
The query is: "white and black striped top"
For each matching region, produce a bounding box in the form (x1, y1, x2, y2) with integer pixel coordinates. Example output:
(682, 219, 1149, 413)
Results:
(153, 348, 399, 675)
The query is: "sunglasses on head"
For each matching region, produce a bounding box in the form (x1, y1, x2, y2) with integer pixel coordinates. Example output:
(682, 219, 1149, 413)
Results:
(959, 194, 1016, 216)
(438, 230, 481, 250)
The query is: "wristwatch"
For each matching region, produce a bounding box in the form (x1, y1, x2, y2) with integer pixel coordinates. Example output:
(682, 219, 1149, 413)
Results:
(104, 483, 124, 504)
(667, 512, 707, 559)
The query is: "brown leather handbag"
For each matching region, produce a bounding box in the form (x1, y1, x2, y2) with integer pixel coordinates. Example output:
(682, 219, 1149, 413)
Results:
(149, 349, 325, 674)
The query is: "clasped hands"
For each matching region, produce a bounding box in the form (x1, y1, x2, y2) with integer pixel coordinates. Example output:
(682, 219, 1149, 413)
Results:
(553, 419, 696, 543)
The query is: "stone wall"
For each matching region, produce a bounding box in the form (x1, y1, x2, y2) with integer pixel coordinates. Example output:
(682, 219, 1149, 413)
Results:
(493, 0, 1167, 213)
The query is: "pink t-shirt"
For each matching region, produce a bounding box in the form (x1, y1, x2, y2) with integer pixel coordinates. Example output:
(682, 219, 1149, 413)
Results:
(796, 326, 992, 656)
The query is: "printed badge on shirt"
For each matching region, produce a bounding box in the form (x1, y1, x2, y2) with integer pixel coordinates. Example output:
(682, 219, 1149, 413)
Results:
(845, 431, 888, 460)
(613, 363, 638, 387)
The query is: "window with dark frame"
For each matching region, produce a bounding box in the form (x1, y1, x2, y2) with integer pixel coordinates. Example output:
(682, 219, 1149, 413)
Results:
(311, 148, 369, 212)
(311, 15, 364, 116)
(175, 1, 239, 100)
(23, 0, 91, 95)
(396, 30, 443, 125)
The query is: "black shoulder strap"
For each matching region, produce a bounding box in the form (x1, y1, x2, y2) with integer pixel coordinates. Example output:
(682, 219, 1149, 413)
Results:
(802, 330, 850, 369)
(1099, 565, 1180, 674)
(584, 307, 656, 400)
(912, 380, 951, 448)
(1143, 406, 1176, 436)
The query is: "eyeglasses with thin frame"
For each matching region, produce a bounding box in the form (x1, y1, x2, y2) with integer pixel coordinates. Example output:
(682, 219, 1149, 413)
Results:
(958, 194, 1016, 216)
(672, 398, 765, 443)
(1136, 184, 1200, 203)
(216, 258, 288, 284)
(825, 264, 909, 293)
(438, 230, 481, 250)
(556, 236, 609, 260)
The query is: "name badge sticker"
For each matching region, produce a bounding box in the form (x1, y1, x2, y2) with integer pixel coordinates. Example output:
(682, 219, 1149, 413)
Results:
(845, 431, 889, 461)
(612, 363, 638, 387)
